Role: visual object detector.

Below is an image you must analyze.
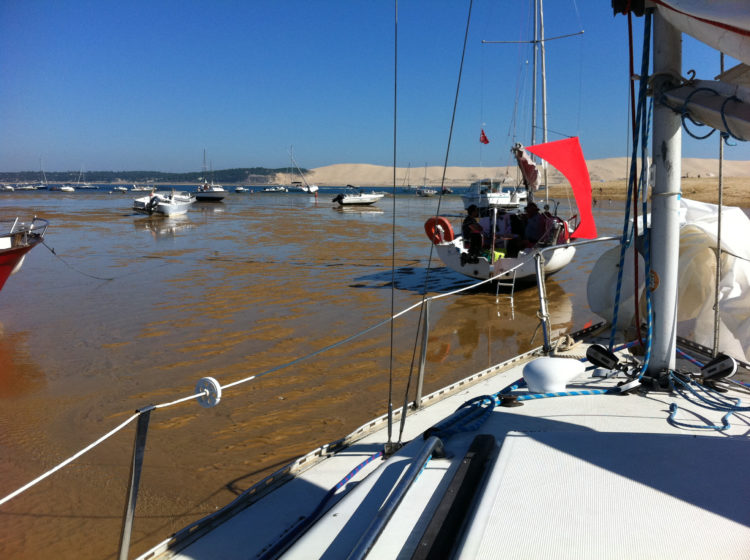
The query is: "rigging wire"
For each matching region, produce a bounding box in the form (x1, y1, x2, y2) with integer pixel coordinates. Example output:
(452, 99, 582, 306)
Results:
(608, 8, 651, 354)
(713, 53, 725, 357)
(627, 9, 645, 349)
(396, 0, 475, 447)
(386, 0, 399, 451)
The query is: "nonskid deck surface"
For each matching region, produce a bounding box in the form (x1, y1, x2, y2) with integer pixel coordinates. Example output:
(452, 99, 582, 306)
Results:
(151, 343, 750, 560)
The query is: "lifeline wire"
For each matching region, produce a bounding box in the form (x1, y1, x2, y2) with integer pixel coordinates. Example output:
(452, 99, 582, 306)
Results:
(397, 0, 475, 446)
(0, 389, 210, 507)
(386, 0, 398, 448)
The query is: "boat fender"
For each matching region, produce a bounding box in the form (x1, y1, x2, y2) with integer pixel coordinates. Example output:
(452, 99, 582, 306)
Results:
(424, 217, 454, 244)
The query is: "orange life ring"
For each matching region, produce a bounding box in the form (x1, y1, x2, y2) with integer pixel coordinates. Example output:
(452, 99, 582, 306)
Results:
(424, 217, 454, 244)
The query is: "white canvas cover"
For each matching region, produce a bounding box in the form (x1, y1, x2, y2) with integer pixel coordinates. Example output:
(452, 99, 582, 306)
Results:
(587, 198, 750, 362)
(676, 198, 750, 362)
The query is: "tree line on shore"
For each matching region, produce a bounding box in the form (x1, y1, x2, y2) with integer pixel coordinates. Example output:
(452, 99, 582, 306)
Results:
(0, 167, 307, 184)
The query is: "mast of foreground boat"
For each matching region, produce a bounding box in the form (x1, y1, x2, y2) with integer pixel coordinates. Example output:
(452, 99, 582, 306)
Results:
(649, 9, 681, 375)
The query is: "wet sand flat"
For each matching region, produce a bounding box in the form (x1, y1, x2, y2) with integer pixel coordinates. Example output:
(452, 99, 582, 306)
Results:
(0, 190, 725, 559)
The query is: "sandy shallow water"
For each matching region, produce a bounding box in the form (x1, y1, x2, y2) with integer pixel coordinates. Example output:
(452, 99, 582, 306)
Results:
(0, 190, 632, 558)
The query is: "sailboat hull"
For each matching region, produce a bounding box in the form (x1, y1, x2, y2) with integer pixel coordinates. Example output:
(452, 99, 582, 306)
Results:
(435, 237, 576, 282)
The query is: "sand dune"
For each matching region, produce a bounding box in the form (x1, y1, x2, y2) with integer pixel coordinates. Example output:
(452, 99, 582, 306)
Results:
(298, 158, 750, 187)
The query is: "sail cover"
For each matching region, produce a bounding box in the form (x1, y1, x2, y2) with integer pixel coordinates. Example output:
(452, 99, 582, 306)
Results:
(651, 0, 750, 65)
(511, 143, 540, 191)
(525, 137, 597, 239)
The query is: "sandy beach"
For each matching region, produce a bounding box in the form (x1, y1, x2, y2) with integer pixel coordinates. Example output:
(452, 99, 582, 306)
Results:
(292, 158, 750, 207)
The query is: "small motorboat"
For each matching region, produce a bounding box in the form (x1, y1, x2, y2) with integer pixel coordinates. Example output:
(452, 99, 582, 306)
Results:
(133, 191, 195, 216)
(332, 185, 385, 206)
(195, 181, 226, 202)
(0, 217, 48, 292)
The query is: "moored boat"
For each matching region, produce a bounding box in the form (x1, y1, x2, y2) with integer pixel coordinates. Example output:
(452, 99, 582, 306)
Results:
(133, 191, 195, 216)
(0, 217, 48, 292)
(461, 177, 527, 210)
(332, 185, 385, 206)
(195, 181, 226, 202)
(427, 137, 597, 283)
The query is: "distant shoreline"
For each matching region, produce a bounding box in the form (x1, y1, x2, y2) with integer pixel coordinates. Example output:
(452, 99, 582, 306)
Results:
(3, 158, 748, 207)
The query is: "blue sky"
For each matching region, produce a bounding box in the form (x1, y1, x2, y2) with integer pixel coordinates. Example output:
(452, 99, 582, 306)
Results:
(1, 0, 747, 173)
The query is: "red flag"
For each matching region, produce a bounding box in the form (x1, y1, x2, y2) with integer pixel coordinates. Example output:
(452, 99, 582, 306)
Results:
(479, 129, 490, 144)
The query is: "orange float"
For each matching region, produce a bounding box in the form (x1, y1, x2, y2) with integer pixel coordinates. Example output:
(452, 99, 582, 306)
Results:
(424, 217, 454, 244)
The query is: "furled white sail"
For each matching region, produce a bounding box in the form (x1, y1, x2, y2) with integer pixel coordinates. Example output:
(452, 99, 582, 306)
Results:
(654, 0, 750, 65)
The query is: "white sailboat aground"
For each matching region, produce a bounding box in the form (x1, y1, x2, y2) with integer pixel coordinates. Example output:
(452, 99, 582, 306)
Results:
(426, 137, 596, 283)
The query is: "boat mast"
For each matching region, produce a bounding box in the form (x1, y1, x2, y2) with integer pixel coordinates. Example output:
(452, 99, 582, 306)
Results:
(202, 149, 207, 185)
(531, 0, 538, 148)
(648, 11, 682, 375)
(539, 0, 549, 200)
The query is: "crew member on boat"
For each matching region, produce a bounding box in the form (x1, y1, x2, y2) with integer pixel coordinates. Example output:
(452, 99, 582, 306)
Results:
(462, 204, 483, 264)
(523, 202, 545, 244)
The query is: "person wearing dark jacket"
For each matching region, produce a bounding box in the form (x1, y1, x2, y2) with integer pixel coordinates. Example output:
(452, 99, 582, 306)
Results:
(462, 204, 483, 264)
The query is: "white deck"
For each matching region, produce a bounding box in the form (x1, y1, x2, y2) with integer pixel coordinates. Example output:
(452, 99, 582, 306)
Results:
(144, 345, 750, 560)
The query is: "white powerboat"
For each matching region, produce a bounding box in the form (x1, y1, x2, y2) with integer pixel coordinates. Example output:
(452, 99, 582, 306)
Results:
(332, 185, 385, 206)
(195, 181, 226, 202)
(461, 178, 527, 210)
(133, 191, 195, 216)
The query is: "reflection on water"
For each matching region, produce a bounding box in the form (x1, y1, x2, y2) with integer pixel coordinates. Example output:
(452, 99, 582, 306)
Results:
(133, 215, 194, 240)
(334, 205, 384, 216)
(0, 326, 46, 398)
(0, 191, 620, 559)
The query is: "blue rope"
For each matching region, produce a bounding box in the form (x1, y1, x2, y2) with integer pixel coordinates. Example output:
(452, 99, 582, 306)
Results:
(679, 87, 719, 140)
(671, 373, 750, 412)
(508, 388, 612, 403)
(665, 83, 746, 143)
(498, 378, 527, 393)
(667, 402, 733, 431)
(426, 395, 495, 439)
(676, 348, 704, 368)
(720, 95, 746, 142)
(636, 99, 653, 379)
(609, 9, 652, 351)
